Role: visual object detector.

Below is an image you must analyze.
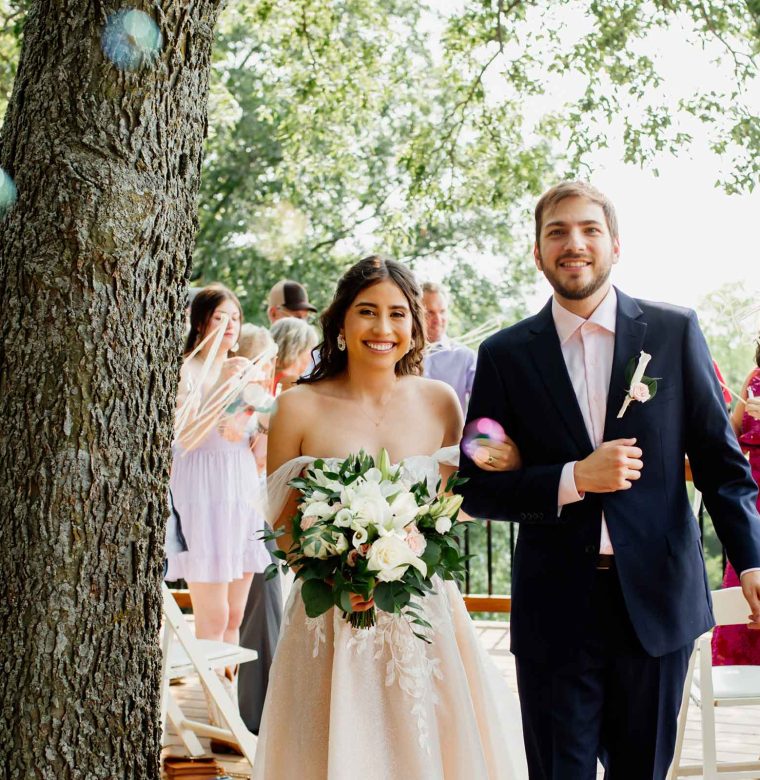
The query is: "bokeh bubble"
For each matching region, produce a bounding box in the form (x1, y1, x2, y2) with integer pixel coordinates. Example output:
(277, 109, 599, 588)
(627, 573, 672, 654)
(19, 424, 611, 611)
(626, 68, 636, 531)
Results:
(102, 8, 163, 70)
(462, 417, 506, 459)
(0, 167, 17, 216)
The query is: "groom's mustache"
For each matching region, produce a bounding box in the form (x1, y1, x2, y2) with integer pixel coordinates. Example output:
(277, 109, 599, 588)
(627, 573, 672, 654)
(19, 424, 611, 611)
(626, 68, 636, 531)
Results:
(557, 253, 592, 263)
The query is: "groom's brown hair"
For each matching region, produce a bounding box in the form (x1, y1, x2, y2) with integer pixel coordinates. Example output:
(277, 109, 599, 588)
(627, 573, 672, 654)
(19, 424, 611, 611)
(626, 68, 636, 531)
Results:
(534, 181, 619, 244)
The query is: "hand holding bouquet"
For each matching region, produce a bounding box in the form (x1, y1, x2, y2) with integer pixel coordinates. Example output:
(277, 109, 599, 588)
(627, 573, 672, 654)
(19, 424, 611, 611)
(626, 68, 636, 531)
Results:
(264, 449, 468, 640)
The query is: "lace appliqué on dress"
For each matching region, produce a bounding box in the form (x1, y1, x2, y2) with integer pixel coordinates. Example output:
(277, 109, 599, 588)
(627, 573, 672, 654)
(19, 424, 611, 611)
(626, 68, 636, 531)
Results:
(341, 606, 443, 751)
(305, 615, 327, 658)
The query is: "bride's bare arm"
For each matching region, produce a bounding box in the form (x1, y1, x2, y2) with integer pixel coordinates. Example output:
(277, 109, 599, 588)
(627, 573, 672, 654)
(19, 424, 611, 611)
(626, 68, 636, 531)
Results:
(434, 381, 464, 496)
(267, 389, 307, 552)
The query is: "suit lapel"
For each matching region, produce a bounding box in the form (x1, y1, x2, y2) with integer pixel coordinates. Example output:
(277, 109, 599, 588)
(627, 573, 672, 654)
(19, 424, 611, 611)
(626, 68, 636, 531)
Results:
(528, 300, 593, 455)
(603, 289, 647, 438)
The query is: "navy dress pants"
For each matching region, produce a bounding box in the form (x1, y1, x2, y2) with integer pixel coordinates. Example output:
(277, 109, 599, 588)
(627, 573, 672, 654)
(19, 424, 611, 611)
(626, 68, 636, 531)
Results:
(515, 565, 692, 780)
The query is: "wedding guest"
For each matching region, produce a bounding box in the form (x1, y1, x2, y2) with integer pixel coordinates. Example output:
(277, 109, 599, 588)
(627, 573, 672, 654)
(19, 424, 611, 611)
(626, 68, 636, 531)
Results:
(236, 323, 291, 736)
(167, 284, 270, 734)
(271, 316, 319, 392)
(237, 323, 275, 361)
(422, 281, 477, 413)
(267, 279, 317, 324)
(713, 335, 760, 665)
(238, 319, 317, 735)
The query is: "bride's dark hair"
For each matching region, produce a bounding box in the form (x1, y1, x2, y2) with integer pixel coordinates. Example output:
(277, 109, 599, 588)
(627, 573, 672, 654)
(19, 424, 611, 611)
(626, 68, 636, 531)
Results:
(301, 255, 426, 383)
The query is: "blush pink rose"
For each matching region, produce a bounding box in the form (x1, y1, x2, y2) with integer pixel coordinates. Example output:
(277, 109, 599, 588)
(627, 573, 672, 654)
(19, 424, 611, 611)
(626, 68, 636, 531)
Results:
(404, 525, 427, 556)
(346, 549, 359, 567)
(630, 382, 651, 403)
(300, 515, 318, 530)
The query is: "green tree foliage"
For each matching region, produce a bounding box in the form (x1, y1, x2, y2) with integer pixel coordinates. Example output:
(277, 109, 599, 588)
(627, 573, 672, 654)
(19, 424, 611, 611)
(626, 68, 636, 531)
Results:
(195, 1, 760, 325)
(0, 1, 25, 119)
(698, 284, 758, 396)
(2, 2, 758, 328)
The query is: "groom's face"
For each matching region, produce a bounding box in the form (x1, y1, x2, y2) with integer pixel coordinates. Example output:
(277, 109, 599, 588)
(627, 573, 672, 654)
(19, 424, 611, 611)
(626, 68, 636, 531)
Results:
(534, 196, 620, 301)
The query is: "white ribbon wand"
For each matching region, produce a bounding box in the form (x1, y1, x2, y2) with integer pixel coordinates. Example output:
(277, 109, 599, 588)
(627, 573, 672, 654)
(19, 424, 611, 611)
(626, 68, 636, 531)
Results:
(174, 314, 229, 436)
(177, 344, 278, 452)
(717, 378, 748, 406)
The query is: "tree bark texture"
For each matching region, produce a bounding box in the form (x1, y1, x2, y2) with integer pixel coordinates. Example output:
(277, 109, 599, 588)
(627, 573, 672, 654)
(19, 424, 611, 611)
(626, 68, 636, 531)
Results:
(0, 2, 222, 777)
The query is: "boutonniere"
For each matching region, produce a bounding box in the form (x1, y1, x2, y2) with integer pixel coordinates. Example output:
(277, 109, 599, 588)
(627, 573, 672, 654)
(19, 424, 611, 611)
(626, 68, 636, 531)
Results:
(617, 350, 659, 419)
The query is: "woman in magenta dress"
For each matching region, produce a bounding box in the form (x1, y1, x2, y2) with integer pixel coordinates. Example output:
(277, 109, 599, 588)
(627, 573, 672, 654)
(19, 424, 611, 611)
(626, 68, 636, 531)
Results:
(712, 338, 760, 665)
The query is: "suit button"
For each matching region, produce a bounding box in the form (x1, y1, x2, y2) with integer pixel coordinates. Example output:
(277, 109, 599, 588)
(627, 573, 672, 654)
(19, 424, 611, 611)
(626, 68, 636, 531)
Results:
(520, 512, 527, 520)
(585, 545, 596, 554)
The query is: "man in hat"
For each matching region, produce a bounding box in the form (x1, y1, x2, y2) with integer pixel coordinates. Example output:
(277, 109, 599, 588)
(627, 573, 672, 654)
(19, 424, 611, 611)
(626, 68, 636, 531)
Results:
(267, 280, 317, 324)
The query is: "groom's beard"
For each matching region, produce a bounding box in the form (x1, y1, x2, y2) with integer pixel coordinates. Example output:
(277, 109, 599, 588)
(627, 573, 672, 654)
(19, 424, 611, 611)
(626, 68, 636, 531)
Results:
(540, 253, 613, 301)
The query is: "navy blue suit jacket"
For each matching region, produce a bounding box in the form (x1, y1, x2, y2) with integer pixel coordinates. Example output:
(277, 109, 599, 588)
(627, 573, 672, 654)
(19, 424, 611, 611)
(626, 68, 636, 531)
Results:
(456, 288, 760, 660)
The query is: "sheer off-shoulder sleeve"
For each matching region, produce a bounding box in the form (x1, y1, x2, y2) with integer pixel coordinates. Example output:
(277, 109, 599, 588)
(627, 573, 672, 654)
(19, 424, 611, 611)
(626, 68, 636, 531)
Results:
(266, 455, 316, 525)
(432, 445, 460, 467)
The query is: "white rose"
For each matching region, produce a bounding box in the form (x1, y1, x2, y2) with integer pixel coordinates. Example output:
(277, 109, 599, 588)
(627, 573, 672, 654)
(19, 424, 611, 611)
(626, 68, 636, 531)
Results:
(335, 534, 349, 554)
(435, 516, 452, 534)
(366, 534, 428, 582)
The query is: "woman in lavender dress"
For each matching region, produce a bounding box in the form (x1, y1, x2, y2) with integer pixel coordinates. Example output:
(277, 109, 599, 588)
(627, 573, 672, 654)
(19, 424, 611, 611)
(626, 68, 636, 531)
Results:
(166, 285, 270, 649)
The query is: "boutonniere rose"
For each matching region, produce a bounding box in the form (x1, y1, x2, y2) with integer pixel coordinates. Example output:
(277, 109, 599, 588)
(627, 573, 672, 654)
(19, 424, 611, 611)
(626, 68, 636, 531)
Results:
(617, 350, 659, 418)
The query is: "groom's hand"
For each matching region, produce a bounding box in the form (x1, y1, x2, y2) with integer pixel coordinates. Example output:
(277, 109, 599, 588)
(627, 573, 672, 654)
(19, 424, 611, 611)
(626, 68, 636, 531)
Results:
(740, 570, 760, 629)
(574, 439, 643, 493)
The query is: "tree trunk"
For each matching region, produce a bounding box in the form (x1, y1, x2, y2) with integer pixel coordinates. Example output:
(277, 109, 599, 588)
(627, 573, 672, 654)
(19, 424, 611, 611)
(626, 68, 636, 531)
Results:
(0, 2, 222, 776)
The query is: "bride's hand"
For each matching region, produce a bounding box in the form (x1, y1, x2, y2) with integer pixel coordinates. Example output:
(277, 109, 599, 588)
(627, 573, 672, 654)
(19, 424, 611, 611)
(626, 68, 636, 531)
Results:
(350, 593, 375, 612)
(472, 436, 522, 472)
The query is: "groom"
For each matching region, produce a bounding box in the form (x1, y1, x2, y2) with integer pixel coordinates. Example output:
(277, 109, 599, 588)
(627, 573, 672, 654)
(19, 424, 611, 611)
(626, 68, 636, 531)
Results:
(457, 181, 760, 779)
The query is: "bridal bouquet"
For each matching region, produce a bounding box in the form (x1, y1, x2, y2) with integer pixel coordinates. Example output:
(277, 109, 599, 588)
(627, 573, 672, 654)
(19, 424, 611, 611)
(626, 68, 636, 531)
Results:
(264, 450, 467, 639)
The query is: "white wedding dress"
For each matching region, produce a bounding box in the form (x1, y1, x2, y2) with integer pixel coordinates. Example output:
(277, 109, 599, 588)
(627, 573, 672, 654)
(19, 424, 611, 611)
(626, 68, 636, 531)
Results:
(252, 447, 528, 780)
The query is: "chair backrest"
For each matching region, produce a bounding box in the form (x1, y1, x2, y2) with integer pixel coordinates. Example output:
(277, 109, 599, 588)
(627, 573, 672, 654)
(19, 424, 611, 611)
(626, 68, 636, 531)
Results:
(711, 587, 749, 627)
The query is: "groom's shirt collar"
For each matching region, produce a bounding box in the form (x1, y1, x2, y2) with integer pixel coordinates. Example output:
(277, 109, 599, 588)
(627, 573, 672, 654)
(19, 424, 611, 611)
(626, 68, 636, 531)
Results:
(551, 286, 618, 344)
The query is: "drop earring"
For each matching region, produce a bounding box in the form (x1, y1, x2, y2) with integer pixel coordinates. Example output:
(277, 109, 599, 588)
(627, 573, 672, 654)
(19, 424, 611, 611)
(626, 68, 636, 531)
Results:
(337, 334, 346, 351)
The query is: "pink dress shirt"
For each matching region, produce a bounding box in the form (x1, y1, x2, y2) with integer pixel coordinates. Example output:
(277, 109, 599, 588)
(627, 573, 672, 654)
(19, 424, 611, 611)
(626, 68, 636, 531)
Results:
(554, 287, 617, 555)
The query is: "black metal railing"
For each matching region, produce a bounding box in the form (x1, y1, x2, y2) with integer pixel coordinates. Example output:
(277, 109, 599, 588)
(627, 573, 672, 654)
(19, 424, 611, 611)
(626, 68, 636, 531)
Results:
(461, 491, 728, 613)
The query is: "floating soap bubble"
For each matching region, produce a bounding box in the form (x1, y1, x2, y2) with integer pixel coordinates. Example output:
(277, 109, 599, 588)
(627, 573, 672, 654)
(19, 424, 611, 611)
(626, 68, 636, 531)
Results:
(462, 417, 507, 460)
(102, 8, 162, 70)
(0, 167, 17, 216)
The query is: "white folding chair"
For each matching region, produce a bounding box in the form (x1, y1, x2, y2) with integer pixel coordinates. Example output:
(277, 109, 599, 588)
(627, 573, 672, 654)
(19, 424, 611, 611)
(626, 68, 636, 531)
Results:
(160, 584, 258, 766)
(669, 587, 760, 779)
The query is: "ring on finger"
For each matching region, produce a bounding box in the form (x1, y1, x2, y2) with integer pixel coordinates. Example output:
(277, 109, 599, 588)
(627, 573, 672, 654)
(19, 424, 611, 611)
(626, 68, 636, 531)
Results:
(487, 455, 495, 465)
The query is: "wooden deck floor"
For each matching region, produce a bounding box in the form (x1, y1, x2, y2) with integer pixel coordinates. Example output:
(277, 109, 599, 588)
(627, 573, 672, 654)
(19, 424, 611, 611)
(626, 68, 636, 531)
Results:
(162, 620, 760, 779)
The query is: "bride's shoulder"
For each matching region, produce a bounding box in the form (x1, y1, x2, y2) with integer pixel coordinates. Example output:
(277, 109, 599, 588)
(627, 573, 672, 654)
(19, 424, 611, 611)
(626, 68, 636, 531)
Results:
(404, 375, 460, 408)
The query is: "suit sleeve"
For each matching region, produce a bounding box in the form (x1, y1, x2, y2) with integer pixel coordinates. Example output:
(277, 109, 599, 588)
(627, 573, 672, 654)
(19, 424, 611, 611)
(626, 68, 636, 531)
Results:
(683, 310, 760, 572)
(455, 342, 566, 523)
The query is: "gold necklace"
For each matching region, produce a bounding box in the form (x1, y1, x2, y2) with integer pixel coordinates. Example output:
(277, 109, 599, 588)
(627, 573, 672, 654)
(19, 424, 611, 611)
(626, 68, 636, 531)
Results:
(354, 390, 396, 427)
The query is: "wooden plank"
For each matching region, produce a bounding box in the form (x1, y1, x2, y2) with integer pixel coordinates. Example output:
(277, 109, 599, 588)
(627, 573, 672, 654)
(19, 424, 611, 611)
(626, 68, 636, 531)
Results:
(167, 588, 193, 610)
(464, 594, 511, 613)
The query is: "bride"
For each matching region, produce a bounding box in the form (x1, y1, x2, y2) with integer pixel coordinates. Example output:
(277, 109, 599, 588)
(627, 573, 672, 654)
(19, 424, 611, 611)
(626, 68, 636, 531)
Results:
(252, 256, 527, 779)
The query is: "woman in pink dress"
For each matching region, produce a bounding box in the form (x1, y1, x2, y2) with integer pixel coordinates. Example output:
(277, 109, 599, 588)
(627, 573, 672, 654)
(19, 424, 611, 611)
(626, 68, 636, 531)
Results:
(713, 338, 760, 665)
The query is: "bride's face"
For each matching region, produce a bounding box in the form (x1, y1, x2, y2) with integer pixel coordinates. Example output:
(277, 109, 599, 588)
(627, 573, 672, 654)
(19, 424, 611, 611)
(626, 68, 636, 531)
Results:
(341, 280, 414, 368)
